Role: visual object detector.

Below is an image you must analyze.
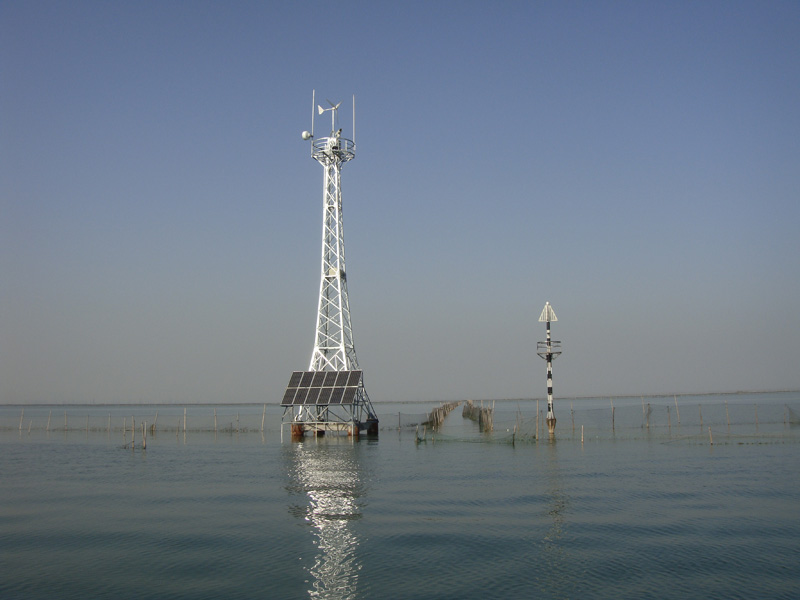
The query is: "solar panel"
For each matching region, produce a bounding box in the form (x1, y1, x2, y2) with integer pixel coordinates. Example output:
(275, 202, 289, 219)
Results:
(305, 388, 322, 405)
(282, 370, 364, 406)
(342, 387, 358, 404)
(293, 388, 310, 405)
(288, 371, 304, 388)
(281, 387, 297, 406)
(317, 387, 334, 404)
(329, 387, 345, 404)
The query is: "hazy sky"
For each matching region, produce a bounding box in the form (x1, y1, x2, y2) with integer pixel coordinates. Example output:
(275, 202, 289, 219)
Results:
(2, 1, 799, 404)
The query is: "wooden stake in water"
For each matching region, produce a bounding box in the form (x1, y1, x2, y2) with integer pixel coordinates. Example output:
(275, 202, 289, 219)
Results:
(47, 410, 52, 432)
(699, 405, 703, 428)
(674, 395, 680, 424)
(726, 401, 730, 430)
(581, 424, 584, 444)
(214, 408, 217, 433)
(183, 408, 187, 433)
(667, 406, 671, 431)
(708, 427, 713, 446)
(142, 422, 146, 450)
(261, 404, 266, 432)
(755, 404, 759, 428)
(64, 411, 68, 432)
(611, 398, 615, 430)
(19, 408, 24, 432)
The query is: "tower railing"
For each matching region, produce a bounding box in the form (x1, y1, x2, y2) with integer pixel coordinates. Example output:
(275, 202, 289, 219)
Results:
(537, 340, 562, 358)
(312, 137, 355, 162)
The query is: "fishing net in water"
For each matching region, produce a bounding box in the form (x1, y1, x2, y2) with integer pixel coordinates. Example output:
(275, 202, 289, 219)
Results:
(404, 399, 800, 445)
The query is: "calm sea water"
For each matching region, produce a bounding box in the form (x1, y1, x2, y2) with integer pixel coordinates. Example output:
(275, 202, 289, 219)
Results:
(2, 393, 799, 599)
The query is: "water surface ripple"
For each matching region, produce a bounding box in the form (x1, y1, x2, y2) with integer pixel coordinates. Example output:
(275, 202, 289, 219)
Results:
(2, 396, 799, 599)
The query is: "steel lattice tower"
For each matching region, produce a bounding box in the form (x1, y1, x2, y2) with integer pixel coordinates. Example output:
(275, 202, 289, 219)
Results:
(280, 92, 377, 438)
(308, 105, 359, 373)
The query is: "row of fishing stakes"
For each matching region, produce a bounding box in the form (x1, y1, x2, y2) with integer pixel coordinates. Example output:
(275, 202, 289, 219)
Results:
(537, 302, 562, 436)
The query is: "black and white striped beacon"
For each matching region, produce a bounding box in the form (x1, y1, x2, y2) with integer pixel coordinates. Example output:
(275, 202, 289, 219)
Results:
(537, 302, 562, 435)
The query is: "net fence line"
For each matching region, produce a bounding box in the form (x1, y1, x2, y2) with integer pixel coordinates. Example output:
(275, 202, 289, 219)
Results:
(406, 401, 800, 444)
(1, 407, 272, 434)
(3, 401, 799, 441)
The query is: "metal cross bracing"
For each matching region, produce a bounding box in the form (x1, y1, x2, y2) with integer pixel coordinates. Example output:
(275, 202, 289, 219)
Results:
(309, 140, 358, 373)
(282, 92, 378, 439)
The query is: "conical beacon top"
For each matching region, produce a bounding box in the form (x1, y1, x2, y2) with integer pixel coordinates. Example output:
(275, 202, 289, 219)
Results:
(538, 301, 557, 323)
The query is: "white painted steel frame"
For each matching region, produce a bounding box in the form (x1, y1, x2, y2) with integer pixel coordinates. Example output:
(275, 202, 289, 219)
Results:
(310, 137, 357, 372)
(285, 109, 377, 433)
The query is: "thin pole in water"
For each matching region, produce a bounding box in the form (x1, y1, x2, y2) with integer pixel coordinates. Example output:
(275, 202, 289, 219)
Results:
(19, 408, 24, 432)
(47, 410, 52, 432)
(708, 427, 713, 446)
(214, 408, 217, 433)
(674, 395, 680, 424)
(261, 404, 266, 433)
(611, 398, 615, 430)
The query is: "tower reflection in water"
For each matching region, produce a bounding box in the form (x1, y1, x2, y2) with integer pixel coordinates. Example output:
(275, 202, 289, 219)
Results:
(285, 440, 367, 600)
(540, 440, 573, 598)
